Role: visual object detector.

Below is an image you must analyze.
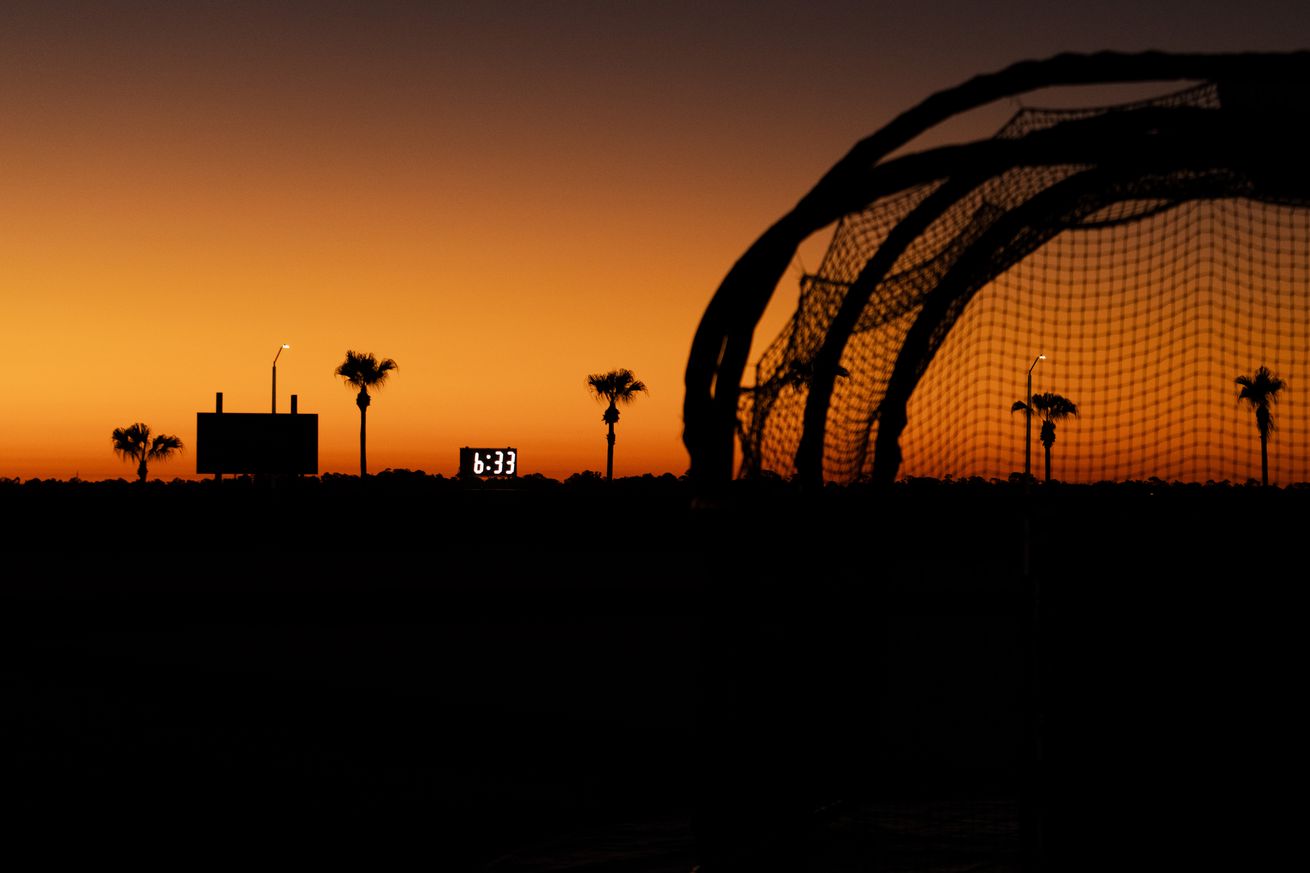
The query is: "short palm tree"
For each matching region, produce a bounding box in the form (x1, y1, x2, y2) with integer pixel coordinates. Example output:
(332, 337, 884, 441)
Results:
(111, 422, 183, 483)
(1011, 392, 1078, 483)
(336, 350, 398, 478)
(586, 368, 647, 481)
(1236, 365, 1285, 486)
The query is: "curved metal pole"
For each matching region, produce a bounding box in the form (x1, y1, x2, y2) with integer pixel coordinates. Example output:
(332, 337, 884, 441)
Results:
(866, 168, 1263, 485)
(684, 50, 1308, 488)
(793, 105, 1225, 485)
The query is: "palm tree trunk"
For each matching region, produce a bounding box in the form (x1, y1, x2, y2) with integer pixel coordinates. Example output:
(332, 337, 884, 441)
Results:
(355, 387, 373, 478)
(359, 403, 368, 478)
(1044, 444, 1052, 483)
(1260, 433, 1269, 486)
(606, 420, 616, 481)
(138, 457, 148, 483)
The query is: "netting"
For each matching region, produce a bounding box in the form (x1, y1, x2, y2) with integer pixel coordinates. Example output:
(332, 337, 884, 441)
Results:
(739, 83, 1310, 485)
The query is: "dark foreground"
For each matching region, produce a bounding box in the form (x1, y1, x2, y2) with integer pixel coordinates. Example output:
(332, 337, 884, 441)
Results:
(3, 474, 1305, 869)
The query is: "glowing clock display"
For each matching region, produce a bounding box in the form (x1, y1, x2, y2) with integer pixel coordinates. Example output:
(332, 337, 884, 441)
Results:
(459, 447, 518, 477)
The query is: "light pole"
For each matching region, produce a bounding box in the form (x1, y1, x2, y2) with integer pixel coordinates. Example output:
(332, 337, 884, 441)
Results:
(1025, 354, 1045, 479)
(273, 343, 290, 413)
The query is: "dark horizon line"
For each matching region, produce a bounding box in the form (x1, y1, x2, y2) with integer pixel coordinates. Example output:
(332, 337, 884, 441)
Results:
(3, 470, 1306, 490)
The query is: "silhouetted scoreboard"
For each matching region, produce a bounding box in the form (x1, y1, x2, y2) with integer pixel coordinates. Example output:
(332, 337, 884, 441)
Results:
(197, 412, 318, 475)
(460, 447, 518, 477)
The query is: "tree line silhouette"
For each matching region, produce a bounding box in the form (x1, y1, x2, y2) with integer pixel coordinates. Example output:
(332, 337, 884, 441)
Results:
(105, 359, 1281, 485)
(1008, 364, 1285, 485)
(106, 355, 652, 482)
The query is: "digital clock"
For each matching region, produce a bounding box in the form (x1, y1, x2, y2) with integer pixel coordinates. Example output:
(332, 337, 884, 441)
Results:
(459, 447, 518, 477)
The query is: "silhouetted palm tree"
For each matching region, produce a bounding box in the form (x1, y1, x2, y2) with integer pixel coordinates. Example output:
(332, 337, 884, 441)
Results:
(1236, 365, 1285, 486)
(111, 422, 183, 483)
(1011, 392, 1078, 483)
(336, 350, 398, 478)
(586, 368, 647, 481)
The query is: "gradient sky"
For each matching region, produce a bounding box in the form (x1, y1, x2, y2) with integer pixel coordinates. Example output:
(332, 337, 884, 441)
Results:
(3, 1, 1307, 480)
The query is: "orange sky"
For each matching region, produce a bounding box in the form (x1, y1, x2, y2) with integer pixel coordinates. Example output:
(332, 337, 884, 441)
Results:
(3, 2, 1307, 481)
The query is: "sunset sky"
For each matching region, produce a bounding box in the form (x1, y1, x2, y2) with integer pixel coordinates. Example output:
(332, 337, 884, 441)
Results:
(3, 1, 1307, 481)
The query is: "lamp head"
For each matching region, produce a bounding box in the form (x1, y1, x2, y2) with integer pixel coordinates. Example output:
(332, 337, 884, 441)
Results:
(282, 343, 291, 349)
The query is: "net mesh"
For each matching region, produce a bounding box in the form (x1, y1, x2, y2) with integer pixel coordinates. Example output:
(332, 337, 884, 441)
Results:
(740, 84, 1310, 485)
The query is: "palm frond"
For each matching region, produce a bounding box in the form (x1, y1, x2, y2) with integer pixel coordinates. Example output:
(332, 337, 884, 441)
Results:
(1030, 392, 1079, 423)
(148, 433, 184, 461)
(587, 368, 647, 404)
(1236, 365, 1285, 405)
(111, 422, 150, 461)
(617, 379, 648, 404)
(1010, 400, 1029, 414)
(1236, 366, 1285, 439)
(372, 357, 398, 389)
(1256, 405, 1276, 436)
(337, 350, 398, 391)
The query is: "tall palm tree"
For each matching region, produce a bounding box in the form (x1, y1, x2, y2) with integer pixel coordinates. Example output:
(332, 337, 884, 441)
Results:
(1236, 365, 1285, 486)
(1011, 392, 1078, 483)
(336, 350, 398, 478)
(586, 368, 647, 481)
(111, 422, 183, 483)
